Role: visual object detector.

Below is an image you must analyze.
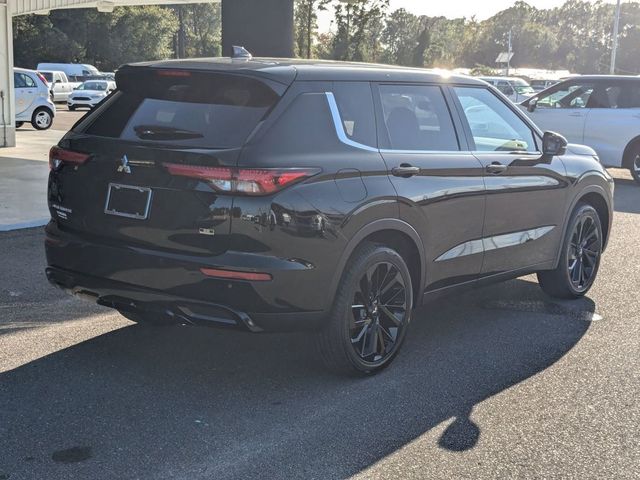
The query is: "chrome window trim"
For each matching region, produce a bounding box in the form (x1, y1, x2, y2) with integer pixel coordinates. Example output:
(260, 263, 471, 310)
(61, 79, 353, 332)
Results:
(325, 91, 544, 156)
(379, 149, 466, 155)
(324, 92, 379, 152)
(471, 151, 543, 156)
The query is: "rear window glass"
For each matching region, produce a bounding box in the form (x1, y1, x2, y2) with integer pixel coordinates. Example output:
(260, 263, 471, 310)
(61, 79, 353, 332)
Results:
(82, 70, 284, 148)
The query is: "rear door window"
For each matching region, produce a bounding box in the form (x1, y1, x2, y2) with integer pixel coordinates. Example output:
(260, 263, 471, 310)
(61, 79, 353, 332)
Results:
(14, 73, 35, 88)
(82, 70, 284, 148)
(377, 84, 459, 151)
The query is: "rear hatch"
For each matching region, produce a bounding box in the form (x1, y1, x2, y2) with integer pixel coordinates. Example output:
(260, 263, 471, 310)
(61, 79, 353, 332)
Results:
(49, 67, 288, 256)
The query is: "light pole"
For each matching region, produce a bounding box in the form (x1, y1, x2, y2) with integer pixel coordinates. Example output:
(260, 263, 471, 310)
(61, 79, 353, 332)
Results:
(610, 0, 622, 75)
(507, 28, 512, 76)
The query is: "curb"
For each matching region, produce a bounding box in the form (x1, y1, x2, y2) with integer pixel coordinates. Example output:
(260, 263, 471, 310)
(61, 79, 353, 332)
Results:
(0, 218, 49, 232)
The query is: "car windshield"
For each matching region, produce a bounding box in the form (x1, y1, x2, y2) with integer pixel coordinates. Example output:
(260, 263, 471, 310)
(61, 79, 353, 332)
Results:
(79, 82, 107, 91)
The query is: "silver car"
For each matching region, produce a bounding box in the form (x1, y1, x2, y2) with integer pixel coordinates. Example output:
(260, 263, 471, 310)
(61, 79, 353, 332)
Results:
(67, 80, 116, 110)
(14, 67, 56, 130)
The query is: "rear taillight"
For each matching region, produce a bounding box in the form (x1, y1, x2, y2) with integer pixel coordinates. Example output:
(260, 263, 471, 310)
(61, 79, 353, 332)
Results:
(49, 146, 90, 170)
(163, 163, 319, 196)
(36, 72, 49, 86)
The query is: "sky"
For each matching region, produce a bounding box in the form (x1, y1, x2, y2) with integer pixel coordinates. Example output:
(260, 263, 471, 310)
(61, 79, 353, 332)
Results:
(318, 0, 623, 30)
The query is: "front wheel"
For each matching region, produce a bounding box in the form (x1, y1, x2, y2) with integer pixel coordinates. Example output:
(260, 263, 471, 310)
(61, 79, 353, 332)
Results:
(31, 107, 53, 130)
(316, 243, 413, 375)
(538, 203, 603, 299)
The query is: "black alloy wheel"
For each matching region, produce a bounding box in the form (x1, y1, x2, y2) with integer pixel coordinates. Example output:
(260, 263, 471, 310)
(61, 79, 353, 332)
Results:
(317, 243, 413, 375)
(538, 203, 603, 299)
(350, 262, 409, 364)
(567, 213, 601, 292)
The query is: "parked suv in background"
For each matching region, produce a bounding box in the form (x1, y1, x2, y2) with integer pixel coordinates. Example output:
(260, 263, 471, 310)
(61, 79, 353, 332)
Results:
(521, 75, 640, 184)
(479, 76, 536, 103)
(46, 59, 613, 375)
(14, 67, 56, 130)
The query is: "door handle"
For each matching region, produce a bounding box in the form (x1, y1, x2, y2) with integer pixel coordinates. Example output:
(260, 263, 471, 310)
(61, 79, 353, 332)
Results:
(391, 164, 421, 178)
(486, 162, 508, 174)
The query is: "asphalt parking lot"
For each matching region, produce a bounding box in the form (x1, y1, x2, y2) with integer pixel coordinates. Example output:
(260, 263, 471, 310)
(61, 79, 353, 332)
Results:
(0, 170, 638, 479)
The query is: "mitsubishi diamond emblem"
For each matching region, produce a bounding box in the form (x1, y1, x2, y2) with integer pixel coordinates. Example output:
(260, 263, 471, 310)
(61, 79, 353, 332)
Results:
(117, 155, 132, 174)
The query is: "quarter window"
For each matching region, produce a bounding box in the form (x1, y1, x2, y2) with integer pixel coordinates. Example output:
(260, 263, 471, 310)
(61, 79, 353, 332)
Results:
(454, 87, 537, 153)
(378, 84, 459, 151)
(332, 82, 377, 148)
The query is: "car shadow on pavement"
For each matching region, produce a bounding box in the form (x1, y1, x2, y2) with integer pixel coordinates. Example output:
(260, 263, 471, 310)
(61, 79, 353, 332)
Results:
(0, 277, 594, 480)
(613, 178, 640, 214)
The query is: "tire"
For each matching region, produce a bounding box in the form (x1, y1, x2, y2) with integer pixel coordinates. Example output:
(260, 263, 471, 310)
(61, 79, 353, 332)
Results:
(31, 107, 53, 130)
(15, 122, 24, 128)
(538, 203, 603, 299)
(628, 144, 640, 184)
(68, 105, 76, 111)
(316, 242, 413, 375)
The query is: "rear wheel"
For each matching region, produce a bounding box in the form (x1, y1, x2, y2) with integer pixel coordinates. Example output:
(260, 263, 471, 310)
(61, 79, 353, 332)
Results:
(316, 243, 413, 375)
(538, 203, 603, 299)
(31, 107, 53, 130)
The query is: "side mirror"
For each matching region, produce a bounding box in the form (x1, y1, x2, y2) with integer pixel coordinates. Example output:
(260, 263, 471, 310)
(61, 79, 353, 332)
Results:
(542, 131, 567, 157)
(55, 79, 61, 84)
(527, 98, 538, 112)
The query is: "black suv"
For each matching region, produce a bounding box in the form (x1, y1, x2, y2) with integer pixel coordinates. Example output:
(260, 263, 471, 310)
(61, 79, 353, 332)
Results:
(46, 59, 614, 374)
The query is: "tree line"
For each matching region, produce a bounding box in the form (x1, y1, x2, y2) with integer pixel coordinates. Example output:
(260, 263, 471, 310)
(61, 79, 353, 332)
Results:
(298, 0, 640, 74)
(12, 0, 640, 75)
(12, 4, 221, 71)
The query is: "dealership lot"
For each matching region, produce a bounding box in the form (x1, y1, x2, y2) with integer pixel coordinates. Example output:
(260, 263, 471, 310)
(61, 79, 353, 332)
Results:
(0, 167, 638, 478)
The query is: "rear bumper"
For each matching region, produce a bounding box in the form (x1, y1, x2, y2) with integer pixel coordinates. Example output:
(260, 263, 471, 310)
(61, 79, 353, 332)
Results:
(44, 222, 328, 332)
(46, 265, 325, 332)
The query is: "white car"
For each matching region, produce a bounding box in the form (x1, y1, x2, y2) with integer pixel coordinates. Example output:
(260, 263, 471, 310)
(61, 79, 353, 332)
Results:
(67, 80, 116, 110)
(37, 62, 101, 82)
(38, 70, 81, 102)
(14, 67, 56, 130)
(479, 76, 536, 103)
(520, 75, 640, 184)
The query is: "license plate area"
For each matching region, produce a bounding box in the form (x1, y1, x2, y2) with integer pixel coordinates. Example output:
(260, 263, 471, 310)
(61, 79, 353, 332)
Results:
(104, 183, 152, 220)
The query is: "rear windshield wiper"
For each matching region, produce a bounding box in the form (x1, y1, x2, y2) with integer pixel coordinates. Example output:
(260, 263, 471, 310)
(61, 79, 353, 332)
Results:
(133, 125, 204, 140)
